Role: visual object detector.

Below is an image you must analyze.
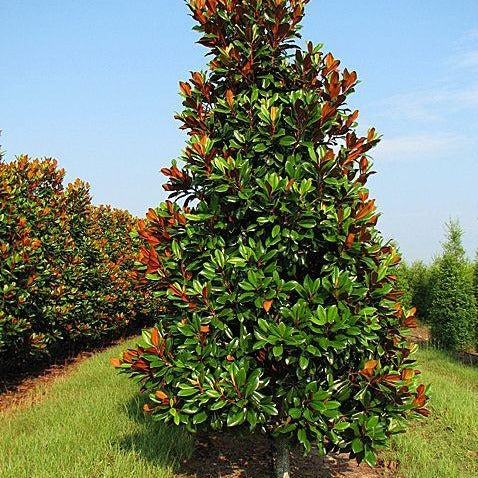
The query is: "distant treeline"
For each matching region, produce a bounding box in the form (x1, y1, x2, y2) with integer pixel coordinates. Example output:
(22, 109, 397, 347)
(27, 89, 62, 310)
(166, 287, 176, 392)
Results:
(0, 155, 159, 364)
(397, 221, 477, 352)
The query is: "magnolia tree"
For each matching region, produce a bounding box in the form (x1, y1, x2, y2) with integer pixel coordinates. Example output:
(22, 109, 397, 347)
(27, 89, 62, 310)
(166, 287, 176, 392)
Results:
(113, 0, 428, 475)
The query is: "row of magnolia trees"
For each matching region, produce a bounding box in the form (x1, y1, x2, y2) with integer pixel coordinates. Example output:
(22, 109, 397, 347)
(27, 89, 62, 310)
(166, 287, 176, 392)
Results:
(0, 154, 159, 364)
(396, 220, 477, 352)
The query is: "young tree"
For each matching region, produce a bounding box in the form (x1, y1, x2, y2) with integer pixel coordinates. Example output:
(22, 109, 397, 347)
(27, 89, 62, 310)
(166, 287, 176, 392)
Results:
(0, 155, 157, 362)
(395, 262, 412, 312)
(400, 261, 431, 322)
(408, 261, 431, 321)
(473, 250, 478, 348)
(473, 250, 478, 302)
(429, 221, 477, 351)
(112, 1, 428, 475)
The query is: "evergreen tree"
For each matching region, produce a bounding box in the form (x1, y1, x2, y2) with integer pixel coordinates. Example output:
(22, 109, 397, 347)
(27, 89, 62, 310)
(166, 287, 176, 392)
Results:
(408, 261, 431, 321)
(473, 250, 478, 301)
(429, 221, 476, 351)
(395, 262, 413, 312)
(113, 1, 428, 474)
(474, 250, 478, 347)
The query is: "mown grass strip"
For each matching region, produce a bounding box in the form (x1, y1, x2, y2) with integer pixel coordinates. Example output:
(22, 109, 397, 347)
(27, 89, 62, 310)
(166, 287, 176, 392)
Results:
(0, 339, 193, 478)
(387, 348, 478, 478)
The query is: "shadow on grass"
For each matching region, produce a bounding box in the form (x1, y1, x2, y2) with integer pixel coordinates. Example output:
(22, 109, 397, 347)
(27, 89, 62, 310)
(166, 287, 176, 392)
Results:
(118, 395, 380, 478)
(118, 394, 194, 470)
(118, 394, 274, 476)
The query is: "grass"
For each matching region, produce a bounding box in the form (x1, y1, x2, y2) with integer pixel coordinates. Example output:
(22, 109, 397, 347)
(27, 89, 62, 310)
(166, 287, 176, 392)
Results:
(0, 339, 194, 478)
(387, 347, 478, 478)
(0, 341, 477, 478)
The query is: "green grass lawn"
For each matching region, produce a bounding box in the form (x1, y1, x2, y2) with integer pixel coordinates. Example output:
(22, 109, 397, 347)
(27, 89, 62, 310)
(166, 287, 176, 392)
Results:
(385, 347, 478, 478)
(0, 339, 194, 478)
(1, 341, 477, 478)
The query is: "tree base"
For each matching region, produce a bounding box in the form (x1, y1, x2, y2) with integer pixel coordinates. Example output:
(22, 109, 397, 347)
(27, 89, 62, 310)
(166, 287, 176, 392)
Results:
(273, 436, 291, 478)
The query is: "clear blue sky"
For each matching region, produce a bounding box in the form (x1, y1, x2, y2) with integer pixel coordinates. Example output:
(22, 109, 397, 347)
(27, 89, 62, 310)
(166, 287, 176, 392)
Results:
(1, 1, 477, 262)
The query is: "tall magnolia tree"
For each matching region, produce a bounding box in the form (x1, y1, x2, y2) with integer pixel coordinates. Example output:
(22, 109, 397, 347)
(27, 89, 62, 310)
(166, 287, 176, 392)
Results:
(113, 1, 428, 475)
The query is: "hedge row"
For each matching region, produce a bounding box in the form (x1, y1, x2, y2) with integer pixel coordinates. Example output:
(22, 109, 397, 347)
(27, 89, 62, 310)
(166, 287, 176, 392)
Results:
(396, 221, 477, 352)
(0, 155, 158, 362)
(395, 261, 431, 320)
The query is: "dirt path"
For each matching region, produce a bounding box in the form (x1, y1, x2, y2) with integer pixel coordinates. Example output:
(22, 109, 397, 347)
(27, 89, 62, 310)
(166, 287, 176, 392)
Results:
(0, 337, 130, 413)
(0, 351, 97, 412)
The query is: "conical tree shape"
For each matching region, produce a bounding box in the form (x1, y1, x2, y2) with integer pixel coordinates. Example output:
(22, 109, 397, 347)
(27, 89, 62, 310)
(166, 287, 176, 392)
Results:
(429, 221, 477, 351)
(473, 250, 478, 304)
(114, 0, 428, 470)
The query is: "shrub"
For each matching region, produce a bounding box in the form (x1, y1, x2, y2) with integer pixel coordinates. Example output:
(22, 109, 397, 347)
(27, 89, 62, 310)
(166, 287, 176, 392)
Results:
(407, 261, 431, 321)
(472, 251, 478, 299)
(0, 155, 156, 363)
(395, 262, 413, 312)
(396, 261, 431, 321)
(113, 1, 428, 474)
(473, 251, 478, 347)
(428, 221, 477, 351)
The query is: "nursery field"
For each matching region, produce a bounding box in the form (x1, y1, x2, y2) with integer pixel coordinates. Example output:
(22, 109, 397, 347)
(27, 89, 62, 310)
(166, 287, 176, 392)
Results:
(0, 340, 476, 478)
(2, 1, 476, 478)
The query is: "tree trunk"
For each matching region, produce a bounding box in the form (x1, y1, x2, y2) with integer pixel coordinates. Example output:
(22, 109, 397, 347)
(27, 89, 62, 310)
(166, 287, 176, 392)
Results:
(273, 436, 291, 478)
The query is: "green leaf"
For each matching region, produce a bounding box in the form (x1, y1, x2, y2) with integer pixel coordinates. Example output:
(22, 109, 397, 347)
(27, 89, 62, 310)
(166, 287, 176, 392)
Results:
(210, 400, 227, 411)
(299, 355, 309, 370)
(297, 428, 308, 445)
(215, 184, 229, 193)
(279, 136, 296, 146)
(193, 411, 208, 424)
(177, 387, 198, 397)
(299, 218, 316, 229)
(352, 438, 364, 453)
(334, 422, 350, 431)
(364, 451, 377, 467)
(254, 143, 268, 152)
(227, 410, 246, 427)
(245, 373, 260, 397)
(247, 409, 258, 428)
(273, 345, 283, 358)
(366, 415, 379, 430)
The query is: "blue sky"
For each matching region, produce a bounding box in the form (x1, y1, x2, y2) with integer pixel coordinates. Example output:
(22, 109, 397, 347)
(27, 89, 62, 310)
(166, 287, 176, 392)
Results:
(1, 0, 477, 262)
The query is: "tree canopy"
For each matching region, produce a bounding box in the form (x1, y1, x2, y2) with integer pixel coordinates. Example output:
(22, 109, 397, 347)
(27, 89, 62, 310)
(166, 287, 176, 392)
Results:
(113, 0, 428, 470)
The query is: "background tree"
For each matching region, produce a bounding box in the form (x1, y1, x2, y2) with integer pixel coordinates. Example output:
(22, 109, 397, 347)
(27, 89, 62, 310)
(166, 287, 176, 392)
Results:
(397, 261, 431, 322)
(472, 250, 478, 298)
(113, 1, 428, 475)
(474, 250, 478, 348)
(429, 220, 476, 351)
(395, 262, 413, 312)
(0, 155, 157, 363)
(409, 261, 431, 322)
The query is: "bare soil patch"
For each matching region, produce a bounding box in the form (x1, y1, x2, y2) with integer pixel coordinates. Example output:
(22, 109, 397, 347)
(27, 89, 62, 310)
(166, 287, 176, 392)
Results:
(409, 323, 431, 344)
(180, 433, 395, 478)
(409, 323, 478, 365)
(0, 336, 131, 413)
